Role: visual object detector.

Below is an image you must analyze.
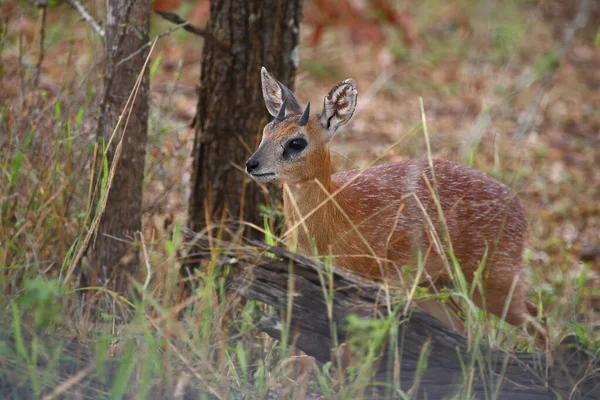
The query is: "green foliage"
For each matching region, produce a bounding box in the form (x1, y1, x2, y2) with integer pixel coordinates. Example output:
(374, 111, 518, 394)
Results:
(314, 361, 334, 398)
(150, 53, 163, 79)
(17, 279, 65, 330)
(344, 313, 391, 358)
(75, 107, 85, 126)
(110, 340, 137, 399)
(7, 128, 34, 188)
(493, 24, 524, 54)
(533, 49, 561, 77)
(259, 203, 284, 246)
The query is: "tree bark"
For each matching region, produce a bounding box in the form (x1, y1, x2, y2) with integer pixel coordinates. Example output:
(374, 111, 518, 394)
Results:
(91, 0, 150, 293)
(183, 232, 600, 399)
(189, 0, 303, 237)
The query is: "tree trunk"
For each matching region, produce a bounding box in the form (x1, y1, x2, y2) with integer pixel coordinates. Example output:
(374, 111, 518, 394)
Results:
(189, 0, 303, 238)
(91, 0, 150, 293)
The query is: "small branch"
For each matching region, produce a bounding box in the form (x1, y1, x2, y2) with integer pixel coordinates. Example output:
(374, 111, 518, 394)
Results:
(33, 5, 47, 88)
(117, 22, 187, 66)
(139, 232, 152, 291)
(153, 10, 227, 49)
(118, 10, 229, 67)
(65, 0, 105, 38)
(153, 10, 208, 38)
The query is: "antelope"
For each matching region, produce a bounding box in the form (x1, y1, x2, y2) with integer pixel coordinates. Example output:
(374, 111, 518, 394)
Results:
(246, 67, 545, 341)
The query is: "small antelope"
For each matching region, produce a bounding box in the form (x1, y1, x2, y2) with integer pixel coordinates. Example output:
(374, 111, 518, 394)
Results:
(247, 67, 544, 338)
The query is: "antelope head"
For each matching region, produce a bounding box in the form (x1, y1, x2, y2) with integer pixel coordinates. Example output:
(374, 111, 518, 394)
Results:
(246, 67, 358, 184)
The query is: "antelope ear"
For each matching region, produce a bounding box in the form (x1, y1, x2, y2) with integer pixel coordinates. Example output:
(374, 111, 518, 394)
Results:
(320, 79, 357, 141)
(261, 67, 303, 118)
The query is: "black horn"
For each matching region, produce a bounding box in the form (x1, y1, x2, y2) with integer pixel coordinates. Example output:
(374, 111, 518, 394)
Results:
(298, 102, 310, 126)
(275, 99, 287, 121)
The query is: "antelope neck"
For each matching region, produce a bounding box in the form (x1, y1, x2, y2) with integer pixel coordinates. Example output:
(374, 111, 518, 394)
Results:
(284, 158, 334, 212)
(282, 155, 344, 253)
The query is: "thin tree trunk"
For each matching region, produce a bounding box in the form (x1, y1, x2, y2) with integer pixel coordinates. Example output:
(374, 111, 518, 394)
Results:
(91, 0, 150, 294)
(189, 0, 303, 238)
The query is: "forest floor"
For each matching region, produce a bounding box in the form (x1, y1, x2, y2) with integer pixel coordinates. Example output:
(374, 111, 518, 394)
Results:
(1, 0, 599, 398)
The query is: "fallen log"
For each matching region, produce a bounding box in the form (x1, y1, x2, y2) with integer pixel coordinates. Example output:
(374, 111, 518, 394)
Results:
(183, 232, 600, 399)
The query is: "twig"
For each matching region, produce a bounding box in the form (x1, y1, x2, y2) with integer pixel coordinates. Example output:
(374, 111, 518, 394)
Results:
(153, 10, 227, 49)
(17, 26, 26, 103)
(0, 18, 8, 72)
(33, 5, 47, 88)
(515, 0, 593, 139)
(117, 21, 188, 66)
(139, 232, 152, 290)
(65, 0, 105, 38)
(119, 9, 230, 67)
(153, 10, 209, 38)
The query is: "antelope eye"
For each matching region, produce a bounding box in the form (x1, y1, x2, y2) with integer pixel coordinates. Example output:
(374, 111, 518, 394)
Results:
(287, 138, 307, 152)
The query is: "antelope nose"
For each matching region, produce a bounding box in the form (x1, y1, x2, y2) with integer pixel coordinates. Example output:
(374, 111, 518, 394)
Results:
(246, 158, 259, 173)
